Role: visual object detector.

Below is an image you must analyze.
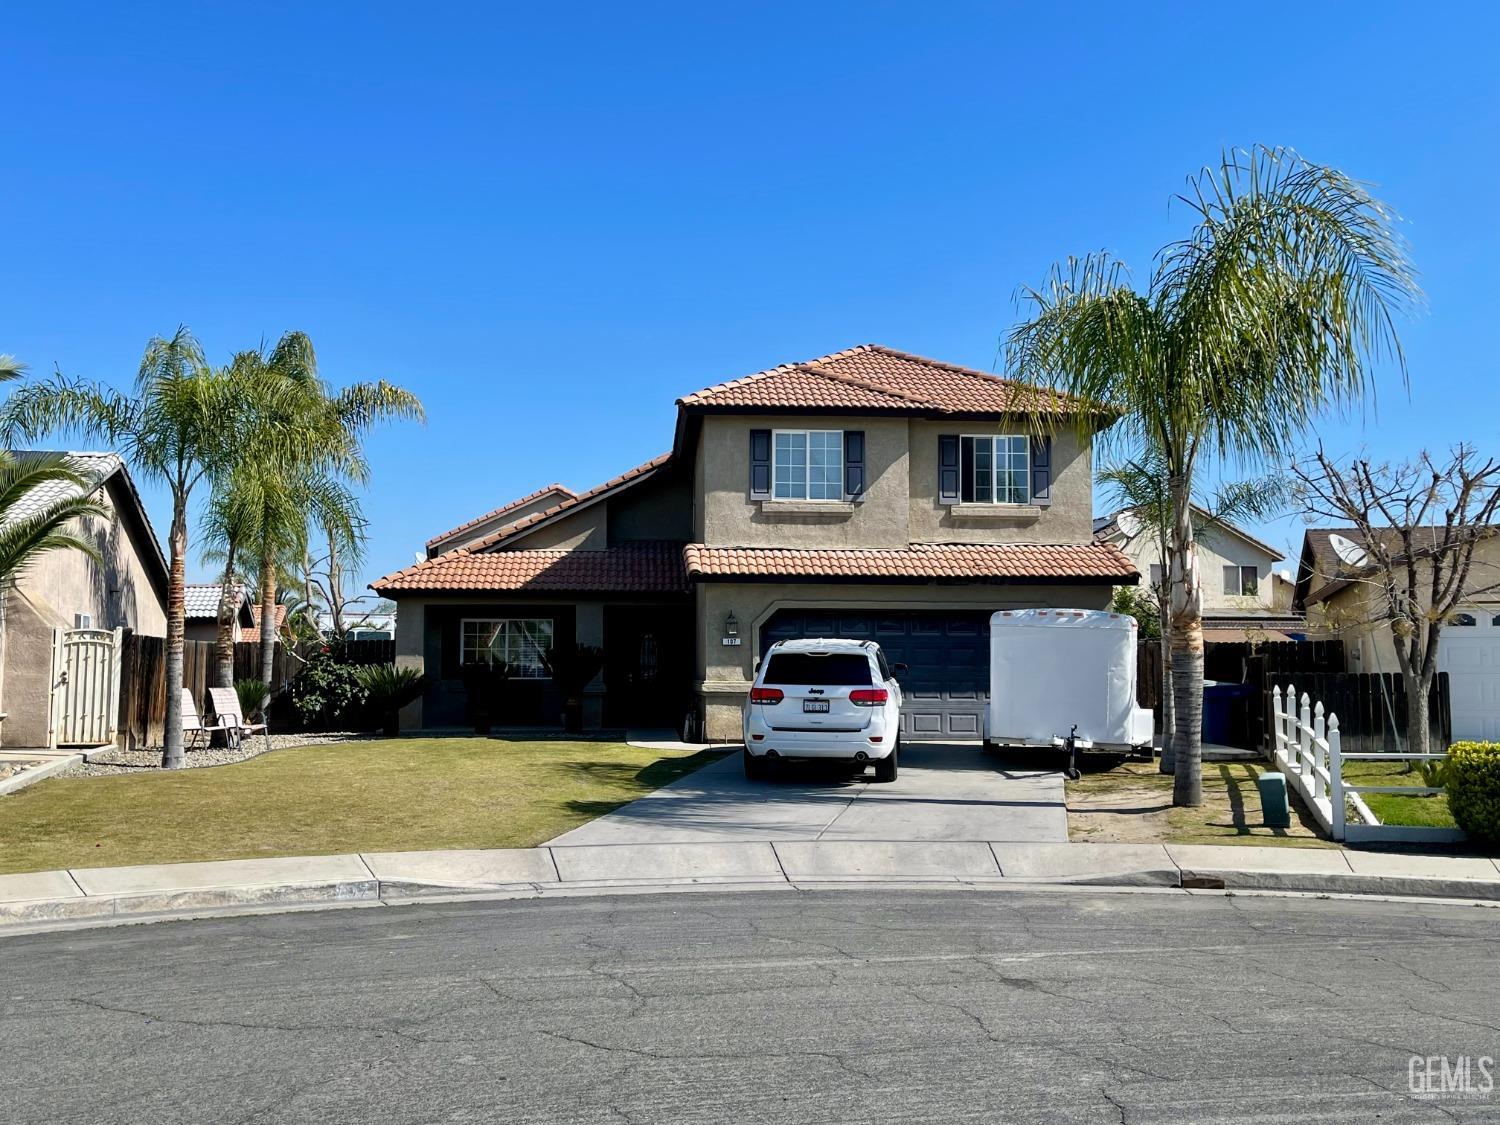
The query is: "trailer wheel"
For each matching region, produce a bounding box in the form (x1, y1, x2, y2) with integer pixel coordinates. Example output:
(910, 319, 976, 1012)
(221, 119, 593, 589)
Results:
(1064, 766, 1081, 781)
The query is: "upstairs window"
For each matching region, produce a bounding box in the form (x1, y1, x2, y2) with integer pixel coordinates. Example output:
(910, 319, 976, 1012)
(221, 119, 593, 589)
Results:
(1222, 566, 1259, 597)
(773, 430, 843, 500)
(960, 435, 1030, 504)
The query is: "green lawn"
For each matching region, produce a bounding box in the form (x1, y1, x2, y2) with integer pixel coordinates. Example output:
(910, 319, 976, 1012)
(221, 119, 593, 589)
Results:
(0, 737, 727, 875)
(1340, 759, 1458, 829)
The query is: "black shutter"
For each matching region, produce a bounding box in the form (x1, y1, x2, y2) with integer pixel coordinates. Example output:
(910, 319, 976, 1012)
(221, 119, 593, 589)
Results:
(1031, 435, 1052, 506)
(938, 434, 960, 505)
(749, 429, 772, 500)
(843, 430, 865, 499)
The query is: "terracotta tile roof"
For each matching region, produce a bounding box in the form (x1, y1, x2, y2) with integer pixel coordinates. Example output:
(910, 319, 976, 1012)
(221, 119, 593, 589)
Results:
(682, 542, 1137, 583)
(678, 344, 1092, 416)
(425, 484, 577, 550)
(464, 453, 673, 550)
(372, 541, 688, 594)
(243, 603, 289, 643)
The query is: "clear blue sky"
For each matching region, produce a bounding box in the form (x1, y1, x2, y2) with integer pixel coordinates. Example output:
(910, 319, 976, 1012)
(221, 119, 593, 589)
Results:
(5, 2, 1497, 590)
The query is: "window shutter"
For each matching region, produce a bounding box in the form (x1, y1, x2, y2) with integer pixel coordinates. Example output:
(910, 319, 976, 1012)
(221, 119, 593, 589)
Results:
(938, 434, 960, 505)
(843, 430, 865, 500)
(749, 429, 772, 500)
(1030, 435, 1052, 506)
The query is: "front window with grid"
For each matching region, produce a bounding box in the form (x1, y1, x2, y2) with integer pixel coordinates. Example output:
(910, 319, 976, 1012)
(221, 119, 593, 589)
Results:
(460, 618, 554, 678)
(773, 430, 843, 500)
(961, 435, 1030, 504)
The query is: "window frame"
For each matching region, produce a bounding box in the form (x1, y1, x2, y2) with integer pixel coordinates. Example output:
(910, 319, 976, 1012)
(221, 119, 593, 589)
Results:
(771, 428, 845, 501)
(1222, 565, 1260, 597)
(959, 434, 1031, 505)
(458, 617, 555, 679)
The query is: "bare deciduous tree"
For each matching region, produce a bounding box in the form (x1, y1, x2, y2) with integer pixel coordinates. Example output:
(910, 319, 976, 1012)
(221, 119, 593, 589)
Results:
(1295, 445, 1500, 755)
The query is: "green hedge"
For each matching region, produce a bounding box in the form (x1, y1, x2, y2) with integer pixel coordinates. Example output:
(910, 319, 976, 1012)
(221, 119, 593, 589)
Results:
(1445, 742, 1500, 843)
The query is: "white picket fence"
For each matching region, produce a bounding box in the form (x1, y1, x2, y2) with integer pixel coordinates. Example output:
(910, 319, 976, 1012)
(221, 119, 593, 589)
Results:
(1270, 684, 1464, 844)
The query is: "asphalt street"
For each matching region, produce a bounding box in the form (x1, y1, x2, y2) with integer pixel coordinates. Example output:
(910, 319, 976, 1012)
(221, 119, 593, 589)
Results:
(4, 887, 1499, 1123)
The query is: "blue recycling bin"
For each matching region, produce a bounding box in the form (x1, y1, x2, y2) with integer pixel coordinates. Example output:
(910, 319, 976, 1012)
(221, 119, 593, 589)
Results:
(1201, 681, 1254, 745)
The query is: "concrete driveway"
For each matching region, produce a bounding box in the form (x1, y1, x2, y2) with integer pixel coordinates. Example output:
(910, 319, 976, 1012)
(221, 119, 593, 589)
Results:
(547, 742, 1068, 845)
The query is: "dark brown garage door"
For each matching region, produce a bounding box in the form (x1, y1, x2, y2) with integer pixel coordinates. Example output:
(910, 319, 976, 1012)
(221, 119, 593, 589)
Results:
(760, 610, 991, 741)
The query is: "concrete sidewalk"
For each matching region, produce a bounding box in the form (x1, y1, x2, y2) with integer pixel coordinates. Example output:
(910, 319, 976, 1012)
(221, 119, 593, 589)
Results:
(3, 840, 1500, 934)
(548, 742, 1068, 845)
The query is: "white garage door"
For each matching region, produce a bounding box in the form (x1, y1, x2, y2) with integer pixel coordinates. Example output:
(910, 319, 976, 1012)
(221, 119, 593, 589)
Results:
(1438, 609, 1500, 741)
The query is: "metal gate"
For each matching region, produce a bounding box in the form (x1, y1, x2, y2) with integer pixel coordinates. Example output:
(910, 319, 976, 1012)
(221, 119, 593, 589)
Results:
(49, 627, 123, 748)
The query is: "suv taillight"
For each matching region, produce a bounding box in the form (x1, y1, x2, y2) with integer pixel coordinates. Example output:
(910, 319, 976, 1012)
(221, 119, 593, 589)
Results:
(849, 688, 889, 706)
(750, 687, 784, 704)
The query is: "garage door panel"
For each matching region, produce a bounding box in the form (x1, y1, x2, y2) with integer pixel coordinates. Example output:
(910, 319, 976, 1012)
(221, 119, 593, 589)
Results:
(1439, 616, 1500, 742)
(762, 608, 991, 741)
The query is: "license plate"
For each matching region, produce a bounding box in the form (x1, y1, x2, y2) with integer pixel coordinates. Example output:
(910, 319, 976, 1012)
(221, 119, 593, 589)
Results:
(803, 699, 830, 713)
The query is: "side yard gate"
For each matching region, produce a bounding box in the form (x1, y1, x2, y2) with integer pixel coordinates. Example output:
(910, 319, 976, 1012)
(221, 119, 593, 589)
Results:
(48, 627, 124, 748)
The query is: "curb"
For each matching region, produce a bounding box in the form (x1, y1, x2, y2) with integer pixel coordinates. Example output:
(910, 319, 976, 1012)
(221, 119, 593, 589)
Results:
(3, 841, 1499, 935)
(0, 753, 84, 797)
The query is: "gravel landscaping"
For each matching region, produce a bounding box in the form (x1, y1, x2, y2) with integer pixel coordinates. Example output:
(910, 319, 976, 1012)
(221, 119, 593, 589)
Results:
(59, 732, 376, 776)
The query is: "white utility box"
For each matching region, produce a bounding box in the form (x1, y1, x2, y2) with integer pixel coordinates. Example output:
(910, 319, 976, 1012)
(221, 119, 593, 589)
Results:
(984, 608, 1154, 752)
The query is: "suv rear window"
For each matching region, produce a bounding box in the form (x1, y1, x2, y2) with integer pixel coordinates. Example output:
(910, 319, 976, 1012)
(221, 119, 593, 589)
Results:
(762, 652, 873, 687)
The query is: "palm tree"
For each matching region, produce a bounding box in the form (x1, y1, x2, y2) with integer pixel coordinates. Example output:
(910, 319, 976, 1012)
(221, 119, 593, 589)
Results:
(0, 329, 306, 767)
(1007, 147, 1419, 805)
(224, 332, 422, 697)
(1098, 452, 1287, 772)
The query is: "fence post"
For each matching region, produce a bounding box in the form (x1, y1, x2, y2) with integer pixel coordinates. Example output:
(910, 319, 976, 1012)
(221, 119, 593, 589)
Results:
(1312, 700, 1327, 804)
(1298, 691, 1313, 778)
(1328, 713, 1345, 841)
(1270, 685, 1284, 764)
(1284, 682, 1296, 767)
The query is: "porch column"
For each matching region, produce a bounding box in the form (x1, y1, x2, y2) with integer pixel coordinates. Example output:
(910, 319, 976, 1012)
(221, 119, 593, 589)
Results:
(574, 601, 605, 730)
(394, 599, 425, 732)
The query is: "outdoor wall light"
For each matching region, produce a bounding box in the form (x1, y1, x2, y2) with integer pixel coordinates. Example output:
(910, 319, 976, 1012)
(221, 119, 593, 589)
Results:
(724, 611, 739, 637)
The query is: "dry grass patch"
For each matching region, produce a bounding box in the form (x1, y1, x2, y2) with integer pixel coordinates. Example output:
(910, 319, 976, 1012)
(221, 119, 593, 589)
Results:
(0, 736, 727, 875)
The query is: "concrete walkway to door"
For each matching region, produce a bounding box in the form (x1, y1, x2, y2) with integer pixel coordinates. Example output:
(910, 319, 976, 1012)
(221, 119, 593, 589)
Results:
(546, 742, 1068, 846)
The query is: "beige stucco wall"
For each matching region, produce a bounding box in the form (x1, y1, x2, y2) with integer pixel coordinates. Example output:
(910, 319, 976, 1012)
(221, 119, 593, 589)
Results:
(515, 503, 607, 550)
(694, 579, 1114, 739)
(1304, 540, 1500, 673)
(1108, 522, 1281, 614)
(607, 471, 693, 542)
(0, 476, 167, 748)
(699, 414, 912, 548)
(907, 422, 1094, 545)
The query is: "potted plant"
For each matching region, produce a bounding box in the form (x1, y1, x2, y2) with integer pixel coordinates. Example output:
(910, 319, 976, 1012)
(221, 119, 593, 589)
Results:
(460, 659, 510, 735)
(542, 642, 605, 734)
(352, 665, 428, 736)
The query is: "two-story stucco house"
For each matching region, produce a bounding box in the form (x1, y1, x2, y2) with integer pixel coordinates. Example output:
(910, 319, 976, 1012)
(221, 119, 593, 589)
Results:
(374, 345, 1138, 741)
(1093, 506, 1304, 642)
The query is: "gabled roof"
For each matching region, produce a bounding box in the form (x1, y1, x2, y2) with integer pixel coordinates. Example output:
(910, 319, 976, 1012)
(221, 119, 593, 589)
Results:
(183, 582, 257, 622)
(682, 542, 1137, 584)
(425, 483, 577, 552)
(1094, 503, 1283, 561)
(371, 541, 688, 595)
(678, 344, 1095, 417)
(1294, 526, 1498, 609)
(2, 451, 170, 595)
(460, 452, 673, 552)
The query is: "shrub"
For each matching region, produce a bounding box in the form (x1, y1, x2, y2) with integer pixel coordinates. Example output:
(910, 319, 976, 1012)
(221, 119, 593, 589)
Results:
(542, 643, 605, 733)
(234, 679, 271, 723)
(290, 649, 370, 730)
(460, 659, 511, 734)
(352, 665, 427, 736)
(1445, 741, 1500, 843)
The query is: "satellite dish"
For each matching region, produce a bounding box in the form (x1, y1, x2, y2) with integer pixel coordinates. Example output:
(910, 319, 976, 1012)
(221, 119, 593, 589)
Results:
(1328, 533, 1370, 569)
(1116, 510, 1143, 538)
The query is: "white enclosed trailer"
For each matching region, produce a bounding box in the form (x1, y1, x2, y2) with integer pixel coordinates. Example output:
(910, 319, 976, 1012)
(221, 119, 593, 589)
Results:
(984, 609, 1153, 773)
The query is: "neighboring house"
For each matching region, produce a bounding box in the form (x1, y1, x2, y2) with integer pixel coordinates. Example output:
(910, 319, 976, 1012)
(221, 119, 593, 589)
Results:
(1093, 505, 1305, 641)
(243, 603, 289, 645)
(0, 452, 169, 749)
(1295, 527, 1500, 740)
(315, 609, 396, 641)
(374, 344, 1137, 740)
(183, 582, 253, 643)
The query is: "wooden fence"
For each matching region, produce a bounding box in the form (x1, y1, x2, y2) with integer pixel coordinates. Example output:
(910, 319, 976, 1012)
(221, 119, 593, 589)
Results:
(115, 632, 395, 751)
(1265, 671, 1450, 756)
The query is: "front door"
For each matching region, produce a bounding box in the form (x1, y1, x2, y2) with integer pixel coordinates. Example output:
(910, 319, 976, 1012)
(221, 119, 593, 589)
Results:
(604, 605, 692, 728)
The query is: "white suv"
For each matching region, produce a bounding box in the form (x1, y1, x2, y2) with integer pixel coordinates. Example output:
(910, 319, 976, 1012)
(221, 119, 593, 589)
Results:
(742, 638, 905, 781)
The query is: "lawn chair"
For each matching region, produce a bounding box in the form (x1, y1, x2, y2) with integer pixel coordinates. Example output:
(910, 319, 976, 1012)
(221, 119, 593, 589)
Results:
(181, 688, 229, 752)
(207, 687, 269, 752)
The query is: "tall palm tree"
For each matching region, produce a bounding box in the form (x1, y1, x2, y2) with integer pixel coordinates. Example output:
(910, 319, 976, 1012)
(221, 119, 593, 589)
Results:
(225, 332, 422, 695)
(1098, 452, 1287, 772)
(0, 329, 301, 767)
(1008, 147, 1418, 805)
